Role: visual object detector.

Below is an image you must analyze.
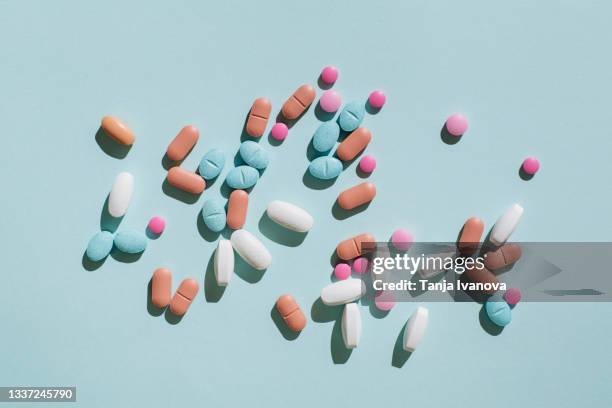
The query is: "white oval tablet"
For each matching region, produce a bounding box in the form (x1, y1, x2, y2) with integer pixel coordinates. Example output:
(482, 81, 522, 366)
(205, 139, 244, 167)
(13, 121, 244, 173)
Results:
(403, 306, 429, 352)
(214, 239, 234, 286)
(490, 203, 523, 246)
(266, 200, 314, 233)
(342, 303, 362, 349)
(108, 172, 134, 218)
(230, 229, 272, 270)
(320, 279, 365, 306)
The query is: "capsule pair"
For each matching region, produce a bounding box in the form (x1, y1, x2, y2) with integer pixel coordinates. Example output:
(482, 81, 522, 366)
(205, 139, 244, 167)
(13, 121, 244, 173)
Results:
(151, 268, 200, 316)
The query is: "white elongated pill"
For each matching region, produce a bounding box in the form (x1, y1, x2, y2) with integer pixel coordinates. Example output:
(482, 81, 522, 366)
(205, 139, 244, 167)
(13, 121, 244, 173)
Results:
(403, 306, 429, 352)
(266, 200, 314, 233)
(230, 229, 272, 270)
(320, 279, 366, 306)
(490, 203, 524, 246)
(214, 239, 234, 286)
(342, 303, 362, 349)
(108, 172, 134, 218)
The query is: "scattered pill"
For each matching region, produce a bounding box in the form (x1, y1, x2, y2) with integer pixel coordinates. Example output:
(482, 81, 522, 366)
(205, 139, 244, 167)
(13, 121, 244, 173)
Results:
(337, 182, 376, 210)
(336, 233, 376, 260)
(276, 294, 307, 332)
(391, 229, 413, 252)
(319, 90, 342, 113)
(403, 306, 429, 352)
(113, 229, 147, 254)
(151, 268, 172, 308)
(312, 121, 340, 153)
(214, 239, 234, 287)
(490, 203, 523, 246)
(101, 115, 134, 145)
(334, 263, 351, 280)
(266, 200, 313, 233)
(504, 288, 522, 306)
(338, 101, 365, 132)
(281, 84, 316, 120)
(320, 66, 339, 85)
(246, 98, 272, 137)
(342, 303, 362, 348)
(108, 172, 134, 218)
(352, 257, 369, 274)
(457, 217, 484, 256)
(198, 148, 226, 180)
(169, 278, 199, 316)
(239, 141, 269, 170)
(201, 198, 226, 233)
(321, 279, 366, 306)
(167, 167, 205, 194)
(225, 166, 260, 189)
(86, 231, 114, 261)
(485, 301, 512, 327)
(230, 229, 272, 270)
(147, 216, 166, 235)
(464, 265, 498, 295)
(270, 123, 288, 141)
(308, 156, 343, 180)
(336, 127, 372, 161)
(226, 190, 248, 229)
(522, 157, 540, 175)
(483, 243, 522, 271)
(445, 114, 468, 136)
(374, 291, 396, 311)
(166, 125, 199, 162)
(368, 90, 386, 109)
(358, 155, 376, 173)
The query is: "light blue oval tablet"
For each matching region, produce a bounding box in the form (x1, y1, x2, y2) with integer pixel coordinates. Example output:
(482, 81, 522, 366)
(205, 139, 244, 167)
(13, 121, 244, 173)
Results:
(239, 141, 269, 170)
(225, 166, 260, 189)
(113, 230, 147, 254)
(485, 301, 512, 327)
(198, 148, 226, 180)
(312, 122, 340, 153)
(338, 101, 365, 132)
(86, 231, 114, 261)
(201, 198, 226, 232)
(308, 156, 343, 180)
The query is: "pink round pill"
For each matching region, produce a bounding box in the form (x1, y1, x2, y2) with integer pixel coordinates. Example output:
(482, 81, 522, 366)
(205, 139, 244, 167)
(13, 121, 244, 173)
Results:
(374, 291, 396, 311)
(352, 257, 369, 274)
(358, 155, 377, 173)
(522, 157, 540, 175)
(334, 263, 351, 280)
(445, 114, 468, 136)
(320, 66, 339, 85)
(504, 288, 522, 305)
(368, 90, 386, 109)
(319, 90, 342, 113)
(147, 216, 166, 235)
(391, 229, 413, 251)
(270, 123, 288, 141)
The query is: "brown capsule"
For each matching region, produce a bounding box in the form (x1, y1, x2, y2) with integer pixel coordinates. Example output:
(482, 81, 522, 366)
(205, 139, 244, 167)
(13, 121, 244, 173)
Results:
(337, 182, 376, 210)
(483, 244, 522, 271)
(169, 278, 199, 316)
(464, 265, 498, 295)
(336, 128, 372, 161)
(275, 294, 307, 332)
(336, 233, 376, 260)
(151, 268, 172, 308)
(101, 116, 135, 145)
(227, 190, 248, 229)
(281, 85, 316, 120)
(457, 217, 485, 256)
(245, 98, 272, 137)
(166, 125, 199, 162)
(166, 167, 205, 194)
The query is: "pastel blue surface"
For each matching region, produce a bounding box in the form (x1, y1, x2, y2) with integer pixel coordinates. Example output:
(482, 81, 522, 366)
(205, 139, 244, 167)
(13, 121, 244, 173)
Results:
(312, 121, 340, 153)
(198, 148, 226, 180)
(485, 301, 512, 327)
(239, 140, 269, 170)
(85, 231, 114, 262)
(308, 156, 343, 179)
(225, 165, 260, 189)
(200, 198, 226, 233)
(338, 100, 365, 132)
(113, 230, 147, 254)
(1, 1, 611, 408)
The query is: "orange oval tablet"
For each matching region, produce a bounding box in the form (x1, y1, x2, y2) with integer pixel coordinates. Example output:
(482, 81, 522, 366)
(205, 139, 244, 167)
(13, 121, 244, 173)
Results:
(337, 182, 376, 210)
(167, 167, 205, 194)
(464, 265, 498, 295)
(151, 268, 172, 308)
(336, 128, 372, 161)
(169, 278, 199, 316)
(276, 294, 306, 332)
(227, 190, 248, 229)
(483, 243, 522, 271)
(458, 217, 485, 255)
(281, 85, 316, 120)
(101, 115, 135, 145)
(246, 98, 272, 137)
(336, 233, 376, 260)
(166, 125, 199, 162)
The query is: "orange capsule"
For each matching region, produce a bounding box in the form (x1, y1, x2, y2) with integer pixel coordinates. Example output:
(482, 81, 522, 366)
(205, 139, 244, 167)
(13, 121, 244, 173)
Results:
(169, 278, 199, 316)
(275, 294, 307, 332)
(457, 217, 485, 255)
(101, 116, 135, 145)
(166, 125, 199, 162)
(337, 182, 376, 210)
(151, 268, 172, 308)
(336, 128, 372, 161)
(483, 244, 522, 271)
(227, 190, 248, 229)
(166, 167, 205, 194)
(245, 98, 272, 137)
(281, 85, 316, 120)
(336, 233, 376, 260)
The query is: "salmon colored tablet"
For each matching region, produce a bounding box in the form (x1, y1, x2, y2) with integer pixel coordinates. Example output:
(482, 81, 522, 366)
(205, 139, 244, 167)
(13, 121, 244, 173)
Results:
(101, 116, 134, 145)
(227, 190, 248, 229)
(151, 268, 172, 308)
(483, 244, 522, 271)
(457, 217, 485, 255)
(275, 294, 307, 332)
(336, 128, 372, 161)
(167, 167, 205, 194)
(336, 233, 376, 260)
(337, 182, 376, 210)
(464, 265, 498, 295)
(281, 85, 316, 120)
(166, 125, 199, 161)
(169, 278, 199, 316)
(246, 98, 272, 137)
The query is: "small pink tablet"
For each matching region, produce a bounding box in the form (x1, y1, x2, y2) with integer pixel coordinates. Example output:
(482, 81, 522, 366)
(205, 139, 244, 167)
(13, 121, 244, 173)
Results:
(319, 90, 342, 113)
(359, 155, 376, 173)
(334, 263, 351, 280)
(445, 114, 468, 136)
(352, 257, 369, 274)
(368, 90, 386, 109)
(320, 66, 339, 85)
(374, 291, 395, 311)
(391, 229, 413, 251)
(522, 157, 540, 175)
(270, 123, 288, 141)
(148, 216, 166, 235)
(504, 288, 522, 305)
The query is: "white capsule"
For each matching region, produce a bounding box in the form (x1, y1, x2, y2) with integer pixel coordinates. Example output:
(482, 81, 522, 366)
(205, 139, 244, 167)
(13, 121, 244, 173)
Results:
(490, 203, 524, 246)
(320, 279, 365, 306)
(266, 200, 314, 233)
(230, 229, 271, 270)
(403, 306, 429, 352)
(342, 303, 362, 349)
(214, 239, 234, 286)
(108, 172, 134, 218)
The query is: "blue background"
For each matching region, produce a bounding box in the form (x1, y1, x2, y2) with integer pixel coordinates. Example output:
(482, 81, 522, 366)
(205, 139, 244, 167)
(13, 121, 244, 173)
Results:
(1, 1, 611, 406)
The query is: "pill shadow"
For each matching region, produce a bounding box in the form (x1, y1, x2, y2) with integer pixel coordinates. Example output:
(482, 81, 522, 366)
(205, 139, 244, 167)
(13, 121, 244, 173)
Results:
(306, 139, 329, 161)
(258, 212, 307, 247)
(519, 166, 534, 181)
(233, 151, 245, 167)
(165, 308, 184, 325)
(314, 102, 336, 122)
(356, 167, 371, 179)
(478, 305, 504, 336)
(391, 322, 412, 368)
(161, 178, 201, 205)
(270, 304, 301, 341)
(161, 153, 177, 171)
(196, 211, 221, 242)
(100, 194, 123, 233)
(233, 255, 266, 284)
(440, 125, 461, 145)
(310, 297, 342, 323)
(302, 169, 337, 190)
(330, 317, 352, 364)
(204, 252, 226, 302)
(408, 269, 446, 298)
(368, 302, 390, 319)
(146, 278, 165, 317)
(146, 227, 162, 240)
(267, 131, 284, 147)
(317, 75, 333, 90)
(81, 251, 105, 271)
(329, 249, 340, 268)
(95, 127, 131, 159)
(110, 248, 143, 263)
(365, 100, 382, 115)
(331, 200, 371, 221)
